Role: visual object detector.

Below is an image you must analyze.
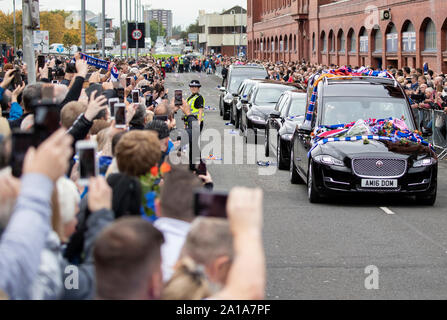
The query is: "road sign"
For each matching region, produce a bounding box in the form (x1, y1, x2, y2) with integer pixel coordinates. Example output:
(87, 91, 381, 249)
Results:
(33, 30, 49, 54)
(132, 29, 143, 41)
(105, 38, 114, 48)
(127, 23, 145, 49)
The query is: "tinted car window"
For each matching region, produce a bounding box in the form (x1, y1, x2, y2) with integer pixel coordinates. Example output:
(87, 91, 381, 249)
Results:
(323, 83, 404, 98)
(228, 68, 267, 94)
(321, 96, 414, 129)
(243, 83, 255, 96)
(288, 95, 307, 117)
(280, 96, 290, 117)
(275, 94, 286, 111)
(254, 86, 293, 104)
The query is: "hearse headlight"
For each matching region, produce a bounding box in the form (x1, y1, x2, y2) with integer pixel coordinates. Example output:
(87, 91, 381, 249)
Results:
(413, 158, 435, 168)
(314, 155, 345, 167)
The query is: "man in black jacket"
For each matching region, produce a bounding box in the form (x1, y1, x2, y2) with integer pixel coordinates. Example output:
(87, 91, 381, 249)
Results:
(221, 64, 228, 87)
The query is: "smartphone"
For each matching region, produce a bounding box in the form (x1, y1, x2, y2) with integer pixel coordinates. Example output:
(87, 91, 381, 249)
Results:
(196, 160, 207, 176)
(38, 55, 45, 70)
(116, 87, 125, 102)
(174, 90, 183, 106)
(145, 94, 153, 107)
(108, 98, 119, 120)
(114, 103, 126, 128)
(126, 77, 132, 87)
(141, 85, 150, 94)
(13, 69, 22, 88)
(76, 140, 98, 186)
(132, 89, 140, 104)
(194, 190, 228, 218)
(52, 80, 59, 84)
(66, 63, 77, 74)
(10, 132, 37, 178)
(143, 74, 148, 80)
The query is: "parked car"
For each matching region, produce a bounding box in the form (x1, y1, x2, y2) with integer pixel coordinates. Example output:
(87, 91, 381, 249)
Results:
(265, 89, 307, 169)
(231, 79, 264, 129)
(240, 81, 301, 143)
(219, 64, 267, 121)
(290, 76, 438, 205)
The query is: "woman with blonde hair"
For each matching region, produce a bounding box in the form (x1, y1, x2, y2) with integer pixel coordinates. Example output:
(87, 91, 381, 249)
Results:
(162, 257, 211, 300)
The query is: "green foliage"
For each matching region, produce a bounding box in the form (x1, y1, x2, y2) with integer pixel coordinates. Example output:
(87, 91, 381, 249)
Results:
(149, 20, 166, 43)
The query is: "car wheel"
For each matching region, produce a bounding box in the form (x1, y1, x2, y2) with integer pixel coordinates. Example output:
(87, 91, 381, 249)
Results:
(415, 183, 437, 206)
(307, 161, 322, 203)
(290, 148, 302, 184)
(277, 138, 288, 170)
(223, 106, 230, 120)
(264, 129, 269, 157)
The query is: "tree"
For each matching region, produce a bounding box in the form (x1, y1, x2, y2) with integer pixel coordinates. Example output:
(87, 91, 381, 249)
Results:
(172, 25, 183, 37)
(40, 11, 66, 44)
(0, 10, 23, 47)
(0, 10, 96, 50)
(62, 32, 80, 54)
(186, 18, 201, 34)
(149, 20, 166, 44)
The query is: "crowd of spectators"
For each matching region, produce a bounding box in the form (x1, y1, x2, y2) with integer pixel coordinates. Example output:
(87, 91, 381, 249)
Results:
(218, 57, 447, 134)
(0, 53, 265, 300)
(1, 49, 447, 300)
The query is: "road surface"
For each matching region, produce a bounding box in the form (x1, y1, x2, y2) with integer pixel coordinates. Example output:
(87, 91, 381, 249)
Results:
(165, 71, 447, 300)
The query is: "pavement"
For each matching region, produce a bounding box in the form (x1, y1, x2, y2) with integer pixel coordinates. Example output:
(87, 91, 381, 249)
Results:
(165, 71, 447, 300)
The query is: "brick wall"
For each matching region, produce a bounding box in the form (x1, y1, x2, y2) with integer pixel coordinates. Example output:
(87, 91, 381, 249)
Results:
(247, 0, 447, 73)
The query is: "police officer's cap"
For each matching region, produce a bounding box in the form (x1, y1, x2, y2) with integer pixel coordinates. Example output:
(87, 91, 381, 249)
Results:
(189, 80, 201, 88)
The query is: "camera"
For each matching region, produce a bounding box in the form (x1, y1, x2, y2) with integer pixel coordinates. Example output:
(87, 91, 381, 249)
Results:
(410, 93, 425, 104)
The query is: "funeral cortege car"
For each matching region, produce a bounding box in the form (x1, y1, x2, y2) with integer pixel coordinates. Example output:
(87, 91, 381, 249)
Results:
(289, 69, 438, 205)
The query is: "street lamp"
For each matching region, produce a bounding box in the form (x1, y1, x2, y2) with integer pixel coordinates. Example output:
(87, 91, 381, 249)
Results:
(81, 0, 86, 53)
(231, 10, 236, 57)
(13, 0, 16, 59)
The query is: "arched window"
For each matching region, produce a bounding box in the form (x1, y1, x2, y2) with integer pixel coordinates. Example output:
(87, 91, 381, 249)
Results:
(350, 31, 356, 52)
(321, 31, 327, 52)
(374, 27, 382, 52)
(359, 28, 368, 53)
(338, 31, 345, 53)
(329, 31, 335, 52)
(312, 32, 316, 52)
(443, 19, 447, 53)
(424, 20, 437, 51)
(402, 22, 416, 52)
(386, 24, 398, 53)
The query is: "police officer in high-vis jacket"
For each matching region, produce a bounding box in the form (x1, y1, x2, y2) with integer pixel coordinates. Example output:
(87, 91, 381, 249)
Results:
(186, 80, 205, 132)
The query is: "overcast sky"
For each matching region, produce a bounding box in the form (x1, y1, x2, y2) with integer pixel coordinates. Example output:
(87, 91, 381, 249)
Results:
(1, 0, 245, 28)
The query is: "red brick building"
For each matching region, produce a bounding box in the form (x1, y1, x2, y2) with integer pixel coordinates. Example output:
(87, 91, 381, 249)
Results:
(247, 0, 447, 73)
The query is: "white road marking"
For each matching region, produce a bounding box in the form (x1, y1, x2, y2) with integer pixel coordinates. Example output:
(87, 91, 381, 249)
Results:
(380, 207, 395, 215)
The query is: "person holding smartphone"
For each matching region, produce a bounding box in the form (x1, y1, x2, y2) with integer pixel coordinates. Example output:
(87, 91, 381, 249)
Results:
(186, 80, 205, 132)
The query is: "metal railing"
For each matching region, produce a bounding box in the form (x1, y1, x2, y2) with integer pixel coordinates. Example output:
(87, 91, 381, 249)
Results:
(414, 108, 447, 160)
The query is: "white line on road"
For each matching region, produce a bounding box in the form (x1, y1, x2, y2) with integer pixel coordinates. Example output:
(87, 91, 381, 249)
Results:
(380, 207, 395, 215)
